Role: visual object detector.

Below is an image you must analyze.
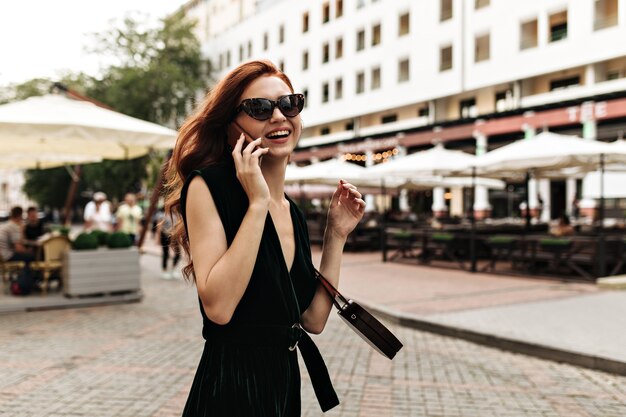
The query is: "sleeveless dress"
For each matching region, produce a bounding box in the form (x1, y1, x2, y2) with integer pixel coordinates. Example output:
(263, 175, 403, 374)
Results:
(179, 157, 339, 417)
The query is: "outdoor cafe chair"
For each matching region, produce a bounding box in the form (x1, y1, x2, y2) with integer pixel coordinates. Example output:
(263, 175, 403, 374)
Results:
(481, 235, 517, 273)
(30, 235, 71, 295)
(0, 256, 25, 294)
(536, 237, 593, 281)
(429, 232, 466, 269)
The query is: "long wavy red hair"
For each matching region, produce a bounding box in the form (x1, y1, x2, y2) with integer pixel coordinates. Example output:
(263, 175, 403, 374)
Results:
(163, 60, 295, 282)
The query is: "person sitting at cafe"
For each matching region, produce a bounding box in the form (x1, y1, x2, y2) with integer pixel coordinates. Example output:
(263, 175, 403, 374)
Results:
(0, 207, 38, 295)
(550, 214, 575, 237)
(24, 206, 46, 241)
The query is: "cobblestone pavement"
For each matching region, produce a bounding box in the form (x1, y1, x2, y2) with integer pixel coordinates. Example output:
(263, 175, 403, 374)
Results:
(0, 255, 625, 417)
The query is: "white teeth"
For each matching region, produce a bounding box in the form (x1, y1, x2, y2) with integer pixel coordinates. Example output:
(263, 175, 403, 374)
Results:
(267, 130, 290, 138)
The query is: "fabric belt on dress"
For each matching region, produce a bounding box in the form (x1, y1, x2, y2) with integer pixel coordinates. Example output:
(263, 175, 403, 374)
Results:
(204, 324, 340, 412)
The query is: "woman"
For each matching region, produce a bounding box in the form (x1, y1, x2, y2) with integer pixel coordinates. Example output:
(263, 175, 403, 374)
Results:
(164, 60, 365, 416)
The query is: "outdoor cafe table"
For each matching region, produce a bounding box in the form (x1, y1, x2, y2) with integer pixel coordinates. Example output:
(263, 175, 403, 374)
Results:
(382, 226, 624, 280)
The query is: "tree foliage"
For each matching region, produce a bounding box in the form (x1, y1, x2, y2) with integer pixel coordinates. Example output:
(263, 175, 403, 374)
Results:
(14, 11, 206, 209)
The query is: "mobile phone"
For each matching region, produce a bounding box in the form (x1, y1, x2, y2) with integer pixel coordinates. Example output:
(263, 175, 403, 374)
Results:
(232, 121, 264, 165)
(232, 120, 255, 144)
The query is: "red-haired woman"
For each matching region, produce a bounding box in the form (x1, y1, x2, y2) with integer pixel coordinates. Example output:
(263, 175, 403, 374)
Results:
(163, 60, 365, 416)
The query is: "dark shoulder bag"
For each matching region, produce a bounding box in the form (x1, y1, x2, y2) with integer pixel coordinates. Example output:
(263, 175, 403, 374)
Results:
(315, 269, 403, 359)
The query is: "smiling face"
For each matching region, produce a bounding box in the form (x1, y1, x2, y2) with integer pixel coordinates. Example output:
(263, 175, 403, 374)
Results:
(230, 75, 302, 161)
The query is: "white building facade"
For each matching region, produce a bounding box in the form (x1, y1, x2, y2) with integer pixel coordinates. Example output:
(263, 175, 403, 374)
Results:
(183, 0, 626, 219)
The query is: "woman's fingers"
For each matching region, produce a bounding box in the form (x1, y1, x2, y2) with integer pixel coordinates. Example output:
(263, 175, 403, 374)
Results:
(250, 146, 269, 159)
(242, 137, 263, 156)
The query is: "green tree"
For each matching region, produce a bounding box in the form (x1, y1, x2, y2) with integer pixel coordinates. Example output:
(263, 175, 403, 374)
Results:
(87, 10, 208, 127)
(19, 11, 206, 210)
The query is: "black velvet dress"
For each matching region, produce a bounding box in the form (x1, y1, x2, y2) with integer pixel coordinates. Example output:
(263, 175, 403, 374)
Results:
(179, 157, 339, 417)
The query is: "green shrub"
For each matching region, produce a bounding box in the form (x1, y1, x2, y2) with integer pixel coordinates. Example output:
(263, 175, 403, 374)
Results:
(72, 233, 99, 250)
(487, 236, 515, 245)
(107, 232, 133, 249)
(90, 230, 109, 246)
(432, 232, 454, 242)
(50, 225, 71, 236)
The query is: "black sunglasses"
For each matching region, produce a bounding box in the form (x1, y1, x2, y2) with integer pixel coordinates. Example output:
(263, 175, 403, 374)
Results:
(236, 93, 305, 121)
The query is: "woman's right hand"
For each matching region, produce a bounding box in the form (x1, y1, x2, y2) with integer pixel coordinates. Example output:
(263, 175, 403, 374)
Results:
(232, 133, 270, 207)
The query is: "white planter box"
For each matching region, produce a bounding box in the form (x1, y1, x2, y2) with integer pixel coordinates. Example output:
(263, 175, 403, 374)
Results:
(63, 248, 141, 297)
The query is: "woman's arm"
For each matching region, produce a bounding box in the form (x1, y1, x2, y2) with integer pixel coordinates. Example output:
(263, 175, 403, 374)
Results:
(301, 181, 365, 334)
(186, 134, 269, 325)
(186, 177, 268, 325)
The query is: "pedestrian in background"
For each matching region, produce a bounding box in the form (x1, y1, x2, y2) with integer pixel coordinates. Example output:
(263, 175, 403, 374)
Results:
(163, 60, 365, 416)
(83, 192, 112, 232)
(115, 192, 143, 244)
(154, 207, 181, 280)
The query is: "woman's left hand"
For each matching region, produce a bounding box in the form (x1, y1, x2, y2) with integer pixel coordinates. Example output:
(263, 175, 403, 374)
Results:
(326, 180, 366, 240)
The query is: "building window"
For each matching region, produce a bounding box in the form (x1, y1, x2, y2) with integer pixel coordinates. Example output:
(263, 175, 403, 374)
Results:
(550, 76, 580, 91)
(247, 41, 252, 58)
(371, 67, 381, 89)
(549, 10, 568, 42)
(279, 25, 285, 44)
(302, 12, 309, 33)
(226, 50, 231, 67)
(398, 58, 410, 82)
(495, 90, 512, 112)
(336, 0, 344, 18)
(357, 0, 366, 9)
(440, 0, 453, 21)
(595, 0, 618, 30)
(372, 23, 381, 46)
(356, 72, 365, 94)
(440, 45, 453, 71)
(218, 54, 223, 71)
(302, 51, 309, 70)
(475, 0, 489, 9)
(322, 82, 329, 103)
(460, 98, 477, 119)
(357, 29, 366, 51)
(382, 114, 398, 124)
(520, 18, 538, 50)
(263, 33, 269, 51)
(346, 121, 354, 130)
(239, 45, 244, 62)
(418, 106, 430, 117)
(474, 33, 490, 62)
(335, 77, 343, 99)
(335, 37, 343, 59)
(278, 60, 284, 72)
(322, 43, 330, 63)
(303, 89, 309, 108)
(399, 12, 410, 36)
(321, 127, 331, 135)
(323, 2, 330, 23)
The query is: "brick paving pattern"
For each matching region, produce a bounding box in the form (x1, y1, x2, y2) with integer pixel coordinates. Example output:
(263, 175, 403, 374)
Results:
(1, 254, 625, 417)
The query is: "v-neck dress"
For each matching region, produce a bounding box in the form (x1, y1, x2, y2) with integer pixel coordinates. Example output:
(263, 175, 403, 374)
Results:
(179, 157, 339, 417)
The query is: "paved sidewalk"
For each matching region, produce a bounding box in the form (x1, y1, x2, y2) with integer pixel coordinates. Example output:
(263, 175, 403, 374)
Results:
(314, 251, 626, 376)
(138, 237, 626, 375)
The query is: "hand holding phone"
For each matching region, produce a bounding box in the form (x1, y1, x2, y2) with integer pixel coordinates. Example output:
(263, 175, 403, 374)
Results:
(230, 123, 270, 205)
(232, 121, 266, 166)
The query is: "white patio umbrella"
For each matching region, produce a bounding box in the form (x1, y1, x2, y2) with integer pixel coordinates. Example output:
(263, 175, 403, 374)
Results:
(457, 131, 626, 277)
(0, 94, 177, 160)
(285, 158, 378, 186)
(0, 152, 103, 170)
(469, 132, 622, 177)
(366, 143, 476, 178)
